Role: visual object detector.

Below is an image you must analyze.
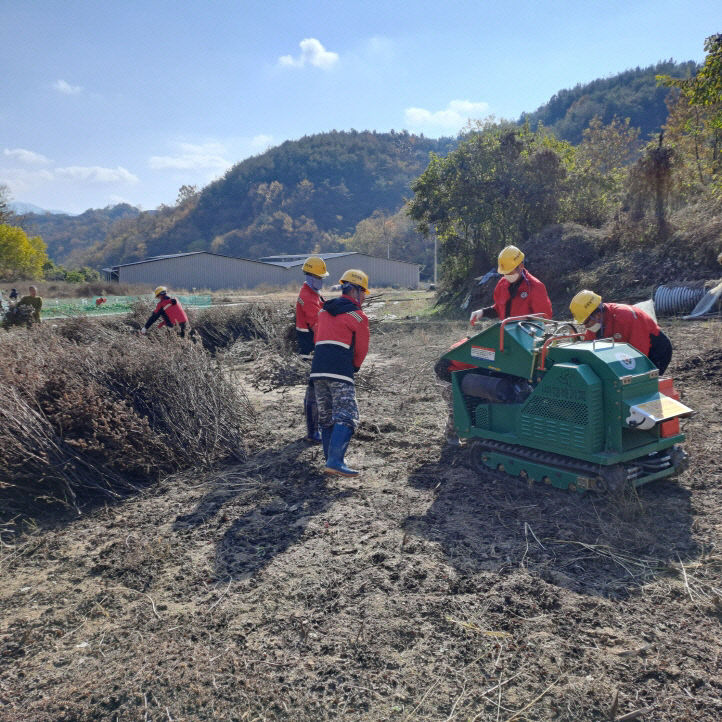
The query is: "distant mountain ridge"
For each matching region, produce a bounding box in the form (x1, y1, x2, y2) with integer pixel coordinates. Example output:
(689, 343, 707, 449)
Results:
(76, 130, 458, 269)
(17, 204, 142, 266)
(10, 202, 68, 215)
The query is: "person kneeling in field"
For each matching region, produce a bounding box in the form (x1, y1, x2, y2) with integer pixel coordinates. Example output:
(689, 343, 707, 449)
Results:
(310, 269, 370, 477)
(570, 289, 673, 374)
(141, 286, 189, 338)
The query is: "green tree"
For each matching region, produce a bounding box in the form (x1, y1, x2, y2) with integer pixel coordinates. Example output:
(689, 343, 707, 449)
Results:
(659, 35, 722, 124)
(658, 36, 722, 193)
(408, 123, 566, 290)
(0, 224, 48, 279)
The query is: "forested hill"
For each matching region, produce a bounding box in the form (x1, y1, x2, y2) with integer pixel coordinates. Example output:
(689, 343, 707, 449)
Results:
(519, 60, 698, 143)
(77, 131, 457, 268)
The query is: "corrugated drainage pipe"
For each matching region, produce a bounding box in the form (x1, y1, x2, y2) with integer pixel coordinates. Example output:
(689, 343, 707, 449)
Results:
(653, 285, 706, 316)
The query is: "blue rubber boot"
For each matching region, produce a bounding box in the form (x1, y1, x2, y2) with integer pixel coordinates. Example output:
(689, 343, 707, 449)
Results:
(324, 424, 359, 477)
(304, 385, 321, 443)
(321, 426, 332, 461)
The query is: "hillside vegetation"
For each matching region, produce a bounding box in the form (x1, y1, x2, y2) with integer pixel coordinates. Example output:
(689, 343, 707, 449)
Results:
(70, 131, 456, 271)
(17, 204, 141, 267)
(519, 60, 697, 144)
(411, 37, 722, 304)
(9, 55, 720, 296)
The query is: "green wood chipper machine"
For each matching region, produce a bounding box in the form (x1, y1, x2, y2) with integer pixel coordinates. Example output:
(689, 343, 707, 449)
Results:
(442, 315, 692, 492)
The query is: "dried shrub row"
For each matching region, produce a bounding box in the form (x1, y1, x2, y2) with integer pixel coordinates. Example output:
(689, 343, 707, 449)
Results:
(0, 322, 252, 514)
(189, 303, 296, 355)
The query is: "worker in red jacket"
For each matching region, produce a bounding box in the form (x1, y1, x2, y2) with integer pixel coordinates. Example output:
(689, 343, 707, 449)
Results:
(310, 269, 370, 477)
(295, 256, 329, 443)
(570, 290, 673, 373)
(141, 286, 189, 338)
(469, 245, 552, 325)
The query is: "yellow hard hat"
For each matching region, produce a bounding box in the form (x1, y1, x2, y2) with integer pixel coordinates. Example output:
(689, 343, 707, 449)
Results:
(339, 269, 370, 292)
(569, 290, 602, 323)
(302, 256, 329, 277)
(497, 245, 525, 275)
(154, 286, 168, 297)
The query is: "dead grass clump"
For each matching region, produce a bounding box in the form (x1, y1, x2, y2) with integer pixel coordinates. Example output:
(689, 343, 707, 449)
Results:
(664, 194, 722, 270)
(0, 324, 251, 514)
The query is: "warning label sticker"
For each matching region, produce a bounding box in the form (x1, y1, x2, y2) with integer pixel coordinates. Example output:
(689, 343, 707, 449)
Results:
(471, 346, 495, 361)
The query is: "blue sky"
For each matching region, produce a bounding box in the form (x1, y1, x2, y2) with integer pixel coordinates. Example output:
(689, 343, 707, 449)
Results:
(1, 0, 718, 214)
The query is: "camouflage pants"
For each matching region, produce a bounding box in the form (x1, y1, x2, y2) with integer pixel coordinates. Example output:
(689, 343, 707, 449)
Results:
(313, 378, 360, 431)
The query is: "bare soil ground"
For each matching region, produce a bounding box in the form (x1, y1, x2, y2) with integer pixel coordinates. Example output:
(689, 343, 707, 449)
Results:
(1, 314, 721, 721)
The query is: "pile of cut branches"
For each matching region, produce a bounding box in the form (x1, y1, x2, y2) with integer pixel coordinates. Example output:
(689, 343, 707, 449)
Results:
(0, 322, 252, 515)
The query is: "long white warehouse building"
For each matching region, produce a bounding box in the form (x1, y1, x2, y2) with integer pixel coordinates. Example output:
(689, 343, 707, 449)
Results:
(103, 251, 419, 290)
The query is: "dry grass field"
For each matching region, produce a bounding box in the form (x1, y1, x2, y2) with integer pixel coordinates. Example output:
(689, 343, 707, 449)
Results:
(0, 301, 720, 721)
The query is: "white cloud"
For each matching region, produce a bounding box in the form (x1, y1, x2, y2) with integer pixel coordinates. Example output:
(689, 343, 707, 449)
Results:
(405, 100, 490, 131)
(149, 141, 231, 171)
(55, 166, 138, 184)
(278, 38, 338, 69)
(3, 148, 52, 165)
(53, 79, 83, 95)
(0, 168, 55, 194)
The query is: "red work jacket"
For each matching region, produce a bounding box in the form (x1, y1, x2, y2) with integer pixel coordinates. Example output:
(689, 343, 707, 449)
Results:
(156, 296, 188, 326)
(584, 303, 661, 356)
(492, 270, 552, 320)
(310, 295, 370, 384)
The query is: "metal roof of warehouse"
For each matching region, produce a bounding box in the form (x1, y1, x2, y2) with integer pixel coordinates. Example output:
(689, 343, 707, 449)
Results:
(258, 251, 419, 268)
(103, 251, 281, 271)
(257, 252, 357, 268)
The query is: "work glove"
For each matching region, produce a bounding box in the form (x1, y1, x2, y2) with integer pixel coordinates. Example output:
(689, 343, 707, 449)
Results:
(469, 308, 484, 326)
(140, 327, 147, 335)
(171, 298, 177, 305)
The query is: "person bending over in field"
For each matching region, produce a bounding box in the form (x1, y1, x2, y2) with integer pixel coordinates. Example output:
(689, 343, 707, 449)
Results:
(569, 290, 673, 374)
(17, 286, 43, 324)
(141, 286, 189, 338)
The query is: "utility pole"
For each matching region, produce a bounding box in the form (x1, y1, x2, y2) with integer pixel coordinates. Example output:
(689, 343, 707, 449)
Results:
(433, 235, 437, 286)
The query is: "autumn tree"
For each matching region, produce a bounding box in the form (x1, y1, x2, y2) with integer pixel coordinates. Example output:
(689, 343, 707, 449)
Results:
(0, 224, 48, 279)
(342, 205, 434, 276)
(561, 115, 640, 226)
(176, 184, 200, 206)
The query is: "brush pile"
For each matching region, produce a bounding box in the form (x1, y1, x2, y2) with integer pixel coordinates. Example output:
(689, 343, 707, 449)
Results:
(0, 320, 253, 514)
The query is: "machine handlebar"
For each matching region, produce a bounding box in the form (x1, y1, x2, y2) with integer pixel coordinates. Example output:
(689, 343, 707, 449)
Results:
(498, 314, 548, 352)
